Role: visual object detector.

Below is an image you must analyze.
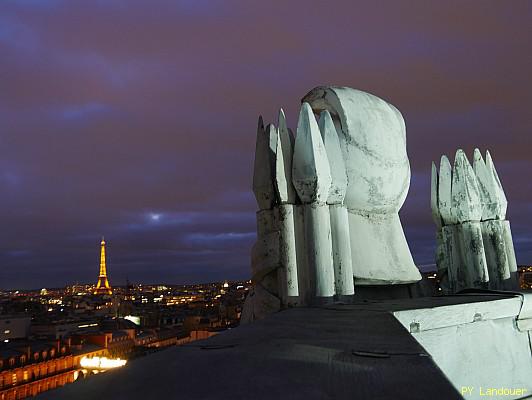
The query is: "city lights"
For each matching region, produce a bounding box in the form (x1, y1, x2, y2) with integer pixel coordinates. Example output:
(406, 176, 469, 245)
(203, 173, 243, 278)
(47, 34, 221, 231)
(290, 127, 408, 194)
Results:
(80, 356, 127, 370)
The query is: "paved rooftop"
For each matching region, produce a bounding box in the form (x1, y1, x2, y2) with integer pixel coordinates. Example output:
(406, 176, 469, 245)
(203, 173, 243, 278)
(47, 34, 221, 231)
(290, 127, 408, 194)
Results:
(36, 295, 488, 400)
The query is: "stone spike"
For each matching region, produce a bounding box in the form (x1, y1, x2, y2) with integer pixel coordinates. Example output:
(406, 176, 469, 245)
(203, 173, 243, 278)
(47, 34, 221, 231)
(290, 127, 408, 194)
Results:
(473, 148, 503, 220)
(292, 103, 332, 204)
(278, 109, 295, 148)
(274, 109, 297, 204)
(438, 155, 454, 224)
(257, 115, 264, 135)
(486, 150, 508, 218)
(431, 161, 442, 227)
(318, 110, 347, 205)
(252, 116, 275, 210)
(266, 123, 277, 179)
(451, 149, 482, 223)
(473, 148, 490, 216)
(473, 148, 486, 174)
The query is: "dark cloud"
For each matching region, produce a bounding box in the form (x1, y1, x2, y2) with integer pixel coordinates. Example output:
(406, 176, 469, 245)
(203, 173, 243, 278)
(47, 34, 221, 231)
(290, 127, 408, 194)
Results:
(0, 0, 531, 288)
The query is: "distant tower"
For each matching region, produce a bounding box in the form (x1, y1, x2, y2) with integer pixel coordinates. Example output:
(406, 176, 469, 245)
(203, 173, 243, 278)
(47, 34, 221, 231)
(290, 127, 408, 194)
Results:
(94, 237, 112, 295)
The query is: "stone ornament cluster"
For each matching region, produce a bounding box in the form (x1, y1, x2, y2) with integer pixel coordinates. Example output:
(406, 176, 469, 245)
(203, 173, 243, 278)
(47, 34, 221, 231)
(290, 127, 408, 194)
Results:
(431, 149, 517, 293)
(242, 86, 421, 322)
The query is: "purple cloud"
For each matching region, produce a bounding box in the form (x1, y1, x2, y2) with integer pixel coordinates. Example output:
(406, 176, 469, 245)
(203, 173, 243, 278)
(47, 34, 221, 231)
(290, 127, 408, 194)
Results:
(0, 0, 531, 288)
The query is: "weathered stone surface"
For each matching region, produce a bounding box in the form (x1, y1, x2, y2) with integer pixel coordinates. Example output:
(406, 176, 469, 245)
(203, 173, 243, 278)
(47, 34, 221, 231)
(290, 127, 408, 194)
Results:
(473, 149, 504, 221)
(277, 204, 299, 303)
(304, 203, 335, 299)
(256, 208, 277, 236)
(240, 282, 281, 324)
(432, 163, 449, 291)
(266, 123, 277, 180)
(435, 230, 448, 290)
(456, 222, 488, 288)
(274, 109, 297, 204)
(290, 102, 336, 301)
(318, 110, 347, 205)
(292, 102, 331, 204)
(486, 150, 508, 217)
(317, 109, 354, 296)
(481, 219, 511, 289)
(441, 225, 459, 293)
(432, 149, 518, 293)
(302, 87, 409, 214)
(329, 204, 354, 296)
(451, 149, 482, 223)
(271, 110, 300, 305)
(438, 155, 454, 225)
(252, 116, 276, 210)
(430, 161, 442, 228)
(393, 294, 532, 399)
(294, 204, 310, 305)
(243, 206, 282, 321)
(250, 230, 280, 285)
(303, 86, 420, 285)
(349, 212, 420, 284)
(503, 220, 518, 273)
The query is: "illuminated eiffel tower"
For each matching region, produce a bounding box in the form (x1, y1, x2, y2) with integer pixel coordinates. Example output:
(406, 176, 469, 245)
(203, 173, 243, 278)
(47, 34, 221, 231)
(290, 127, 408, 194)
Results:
(94, 238, 112, 295)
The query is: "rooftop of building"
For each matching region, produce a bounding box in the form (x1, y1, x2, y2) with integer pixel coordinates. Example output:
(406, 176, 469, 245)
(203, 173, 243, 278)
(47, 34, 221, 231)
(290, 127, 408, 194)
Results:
(70, 343, 104, 356)
(40, 294, 524, 400)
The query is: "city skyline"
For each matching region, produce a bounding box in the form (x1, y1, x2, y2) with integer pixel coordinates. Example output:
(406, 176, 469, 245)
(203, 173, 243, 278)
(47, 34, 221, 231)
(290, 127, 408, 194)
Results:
(1, 1, 532, 289)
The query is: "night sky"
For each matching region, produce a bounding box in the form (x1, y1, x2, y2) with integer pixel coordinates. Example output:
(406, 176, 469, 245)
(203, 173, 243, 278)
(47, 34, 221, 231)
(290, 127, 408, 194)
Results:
(1, 1, 531, 289)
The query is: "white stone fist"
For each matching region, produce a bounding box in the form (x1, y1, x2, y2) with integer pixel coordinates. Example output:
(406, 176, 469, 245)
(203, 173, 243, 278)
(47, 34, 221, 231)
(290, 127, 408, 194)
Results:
(303, 87, 421, 284)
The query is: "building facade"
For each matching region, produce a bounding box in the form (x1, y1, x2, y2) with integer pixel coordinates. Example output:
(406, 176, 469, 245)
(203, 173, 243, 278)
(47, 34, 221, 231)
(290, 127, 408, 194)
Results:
(0, 340, 105, 400)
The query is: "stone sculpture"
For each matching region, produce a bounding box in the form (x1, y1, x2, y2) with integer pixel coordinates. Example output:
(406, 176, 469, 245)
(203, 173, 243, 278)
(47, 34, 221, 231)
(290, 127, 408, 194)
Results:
(242, 86, 421, 322)
(303, 87, 421, 285)
(431, 149, 517, 292)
